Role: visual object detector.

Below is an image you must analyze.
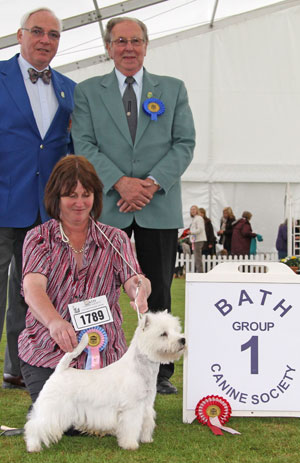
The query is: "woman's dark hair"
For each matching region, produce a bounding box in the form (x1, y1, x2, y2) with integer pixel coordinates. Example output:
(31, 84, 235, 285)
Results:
(44, 155, 103, 220)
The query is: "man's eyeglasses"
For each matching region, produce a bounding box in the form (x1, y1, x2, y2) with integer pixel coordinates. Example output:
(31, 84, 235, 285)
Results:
(22, 27, 60, 41)
(111, 37, 145, 48)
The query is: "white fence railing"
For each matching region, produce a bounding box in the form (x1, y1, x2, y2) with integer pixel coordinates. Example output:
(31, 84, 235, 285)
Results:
(175, 252, 279, 274)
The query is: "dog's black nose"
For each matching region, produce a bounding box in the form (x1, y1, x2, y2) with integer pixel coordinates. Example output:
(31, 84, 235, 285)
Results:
(180, 338, 186, 345)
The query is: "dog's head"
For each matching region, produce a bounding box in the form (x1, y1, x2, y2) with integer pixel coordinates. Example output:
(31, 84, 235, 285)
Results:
(136, 310, 186, 364)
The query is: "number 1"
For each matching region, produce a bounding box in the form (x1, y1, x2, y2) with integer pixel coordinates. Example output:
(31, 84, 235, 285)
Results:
(241, 336, 258, 374)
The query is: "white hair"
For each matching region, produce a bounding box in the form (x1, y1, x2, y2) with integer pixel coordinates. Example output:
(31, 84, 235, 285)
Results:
(20, 7, 62, 32)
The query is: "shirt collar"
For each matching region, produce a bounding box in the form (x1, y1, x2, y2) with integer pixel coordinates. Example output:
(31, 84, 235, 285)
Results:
(114, 67, 144, 89)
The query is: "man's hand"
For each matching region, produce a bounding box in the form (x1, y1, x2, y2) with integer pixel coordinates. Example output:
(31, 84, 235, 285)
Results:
(114, 177, 159, 212)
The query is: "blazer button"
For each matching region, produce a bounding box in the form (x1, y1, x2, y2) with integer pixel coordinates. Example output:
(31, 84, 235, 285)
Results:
(36, 171, 40, 176)
(40, 144, 44, 149)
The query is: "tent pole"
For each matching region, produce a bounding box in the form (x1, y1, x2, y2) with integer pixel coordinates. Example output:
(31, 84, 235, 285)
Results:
(286, 183, 293, 256)
(210, 0, 219, 28)
(93, 0, 109, 59)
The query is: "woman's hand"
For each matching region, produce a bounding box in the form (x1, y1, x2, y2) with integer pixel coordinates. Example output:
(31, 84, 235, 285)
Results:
(48, 318, 78, 353)
(23, 273, 78, 353)
(124, 275, 151, 314)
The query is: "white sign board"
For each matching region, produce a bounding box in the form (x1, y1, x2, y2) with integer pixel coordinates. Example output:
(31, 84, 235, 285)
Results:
(183, 262, 300, 423)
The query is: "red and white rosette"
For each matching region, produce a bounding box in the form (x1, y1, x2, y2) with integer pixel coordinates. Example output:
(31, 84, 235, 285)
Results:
(195, 395, 240, 435)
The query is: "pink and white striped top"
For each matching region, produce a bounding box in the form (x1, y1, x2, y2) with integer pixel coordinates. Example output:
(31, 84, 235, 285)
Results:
(18, 219, 142, 369)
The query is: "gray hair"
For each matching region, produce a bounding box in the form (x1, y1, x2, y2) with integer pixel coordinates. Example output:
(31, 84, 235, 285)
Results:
(20, 7, 62, 32)
(104, 17, 149, 44)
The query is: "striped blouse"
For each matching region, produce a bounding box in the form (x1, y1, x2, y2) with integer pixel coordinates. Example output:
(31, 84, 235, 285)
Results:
(18, 219, 142, 369)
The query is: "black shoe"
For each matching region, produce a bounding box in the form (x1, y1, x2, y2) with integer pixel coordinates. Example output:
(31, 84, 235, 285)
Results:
(157, 377, 177, 395)
(2, 374, 26, 390)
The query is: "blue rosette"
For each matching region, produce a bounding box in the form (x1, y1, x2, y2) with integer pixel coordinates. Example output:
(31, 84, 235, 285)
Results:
(143, 98, 165, 121)
(78, 326, 108, 370)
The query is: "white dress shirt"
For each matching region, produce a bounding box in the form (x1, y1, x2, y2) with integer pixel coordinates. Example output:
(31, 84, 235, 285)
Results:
(18, 54, 58, 138)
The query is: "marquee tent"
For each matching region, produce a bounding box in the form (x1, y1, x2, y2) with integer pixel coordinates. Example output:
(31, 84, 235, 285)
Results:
(1, 0, 299, 253)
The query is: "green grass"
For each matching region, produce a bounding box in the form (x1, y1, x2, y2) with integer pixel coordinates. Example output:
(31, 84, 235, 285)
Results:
(1, 278, 300, 462)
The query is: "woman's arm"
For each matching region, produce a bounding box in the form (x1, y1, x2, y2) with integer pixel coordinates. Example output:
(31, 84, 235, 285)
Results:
(124, 275, 151, 314)
(23, 273, 78, 352)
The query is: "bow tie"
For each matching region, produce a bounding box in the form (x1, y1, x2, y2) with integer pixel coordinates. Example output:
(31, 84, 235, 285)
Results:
(28, 68, 51, 84)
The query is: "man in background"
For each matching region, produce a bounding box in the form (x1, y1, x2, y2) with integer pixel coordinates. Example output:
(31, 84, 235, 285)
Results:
(0, 7, 76, 389)
(72, 17, 195, 394)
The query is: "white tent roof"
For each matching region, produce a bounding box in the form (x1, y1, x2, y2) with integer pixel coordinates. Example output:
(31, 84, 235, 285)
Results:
(1, 0, 299, 254)
(0, 0, 286, 69)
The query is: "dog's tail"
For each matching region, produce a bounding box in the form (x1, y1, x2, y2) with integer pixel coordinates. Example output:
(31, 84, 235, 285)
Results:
(55, 333, 88, 374)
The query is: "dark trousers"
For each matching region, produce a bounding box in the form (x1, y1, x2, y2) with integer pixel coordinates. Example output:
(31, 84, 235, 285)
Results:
(0, 215, 41, 377)
(20, 360, 54, 403)
(123, 221, 178, 380)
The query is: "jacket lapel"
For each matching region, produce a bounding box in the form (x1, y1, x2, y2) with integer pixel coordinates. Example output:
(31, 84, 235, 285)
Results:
(135, 70, 162, 145)
(45, 69, 71, 137)
(99, 71, 133, 146)
(1, 55, 40, 136)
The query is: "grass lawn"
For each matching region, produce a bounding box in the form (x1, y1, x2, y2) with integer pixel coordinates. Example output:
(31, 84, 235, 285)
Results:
(1, 278, 300, 462)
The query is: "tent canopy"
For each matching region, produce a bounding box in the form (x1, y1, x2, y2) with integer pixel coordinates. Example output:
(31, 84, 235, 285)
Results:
(1, 0, 299, 253)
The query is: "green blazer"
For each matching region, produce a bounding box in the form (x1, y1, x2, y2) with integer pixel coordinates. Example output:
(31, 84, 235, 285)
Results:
(72, 69, 195, 229)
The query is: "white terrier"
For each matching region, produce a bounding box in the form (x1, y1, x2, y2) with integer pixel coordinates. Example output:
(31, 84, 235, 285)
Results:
(24, 311, 186, 452)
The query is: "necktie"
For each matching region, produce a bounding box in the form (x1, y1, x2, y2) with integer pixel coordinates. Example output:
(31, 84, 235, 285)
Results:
(28, 68, 52, 85)
(123, 76, 137, 143)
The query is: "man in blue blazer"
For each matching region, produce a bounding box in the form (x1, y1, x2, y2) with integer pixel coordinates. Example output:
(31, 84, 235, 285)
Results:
(0, 8, 76, 389)
(72, 17, 195, 394)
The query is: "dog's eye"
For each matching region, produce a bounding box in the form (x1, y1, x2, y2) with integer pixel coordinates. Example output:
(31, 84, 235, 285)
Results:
(160, 332, 168, 337)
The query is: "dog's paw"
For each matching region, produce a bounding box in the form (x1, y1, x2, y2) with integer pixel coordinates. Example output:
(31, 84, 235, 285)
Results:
(140, 437, 153, 444)
(119, 439, 139, 450)
(26, 443, 42, 453)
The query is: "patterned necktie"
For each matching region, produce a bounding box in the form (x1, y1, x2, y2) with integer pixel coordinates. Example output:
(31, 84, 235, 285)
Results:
(123, 76, 137, 143)
(28, 67, 52, 85)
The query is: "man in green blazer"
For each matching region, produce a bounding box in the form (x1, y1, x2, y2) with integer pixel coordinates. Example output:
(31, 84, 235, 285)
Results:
(72, 17, 195, 394)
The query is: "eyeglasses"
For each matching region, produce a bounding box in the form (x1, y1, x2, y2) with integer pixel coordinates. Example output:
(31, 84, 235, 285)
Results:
(22, 27, 60, 41)
(111, 37, 145, 48)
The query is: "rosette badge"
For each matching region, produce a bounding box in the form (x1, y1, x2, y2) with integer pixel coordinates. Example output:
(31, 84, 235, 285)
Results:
(195, 395, 240, 435)
(78, 326, 108, 370)
(143, 97, 165, 121)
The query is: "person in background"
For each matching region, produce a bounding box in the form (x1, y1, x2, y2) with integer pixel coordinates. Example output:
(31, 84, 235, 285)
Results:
(199, 207, 216, 256)
(231, 211, 257, 257)
(178, 228, 192, 256)
(276, 219, 288, 260)
(19, 155, 150, 404)
(189, 205, 206, 272)
(217, 207, 235, 254)
(0, 7, 76, 390)
(71, 17, 195, 394)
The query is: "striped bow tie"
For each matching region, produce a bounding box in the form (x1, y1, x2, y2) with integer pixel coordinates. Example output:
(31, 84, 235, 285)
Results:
(28, 68, 52, 84)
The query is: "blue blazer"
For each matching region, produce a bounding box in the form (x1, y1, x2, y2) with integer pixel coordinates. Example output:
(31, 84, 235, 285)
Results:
(0, 54, 76, 227)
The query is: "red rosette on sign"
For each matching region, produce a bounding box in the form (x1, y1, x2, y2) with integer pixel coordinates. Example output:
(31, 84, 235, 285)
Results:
(195, 396, 240, 436)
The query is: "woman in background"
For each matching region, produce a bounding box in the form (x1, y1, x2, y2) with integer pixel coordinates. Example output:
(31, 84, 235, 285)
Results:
(217, 207, 235, 254)
(199, 208, 216, 256)
(189, 205, 206, 272)
(231, 211, 257, 256)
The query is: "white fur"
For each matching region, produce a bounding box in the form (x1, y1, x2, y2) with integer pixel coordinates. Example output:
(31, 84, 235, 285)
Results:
(24, 311, 186, 452)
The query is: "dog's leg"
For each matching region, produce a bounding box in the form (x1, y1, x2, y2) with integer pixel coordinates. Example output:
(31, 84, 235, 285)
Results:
(25, 418, 43, 453)
(117, 407, 144, 450)
(25, 404, 66, 452)
(140, 405, 156, 444)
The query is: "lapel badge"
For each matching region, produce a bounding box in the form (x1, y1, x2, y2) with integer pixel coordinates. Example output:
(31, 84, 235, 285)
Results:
(147, 91, 153, 98)
(60, 91, 65, 98)
(143, 98, 165, 121)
